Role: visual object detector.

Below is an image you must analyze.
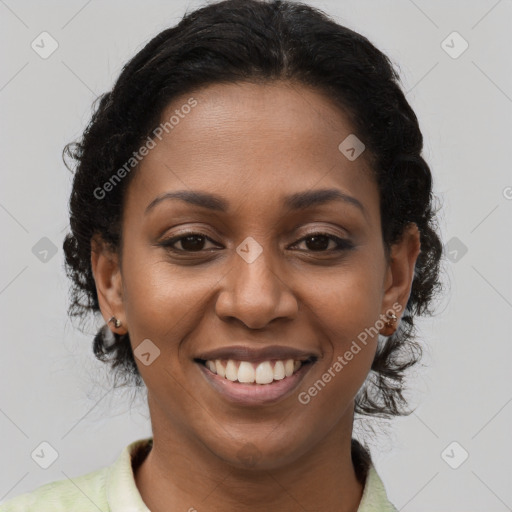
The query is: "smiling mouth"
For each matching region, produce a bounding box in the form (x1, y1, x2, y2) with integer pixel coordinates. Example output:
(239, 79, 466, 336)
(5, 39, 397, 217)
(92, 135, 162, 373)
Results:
(195, 357, 317, 385)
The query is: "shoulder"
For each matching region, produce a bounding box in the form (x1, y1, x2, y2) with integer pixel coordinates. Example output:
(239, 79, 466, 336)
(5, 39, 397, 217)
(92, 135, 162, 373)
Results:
(1, 437, 153, 512)
(0, 466, 109, 511)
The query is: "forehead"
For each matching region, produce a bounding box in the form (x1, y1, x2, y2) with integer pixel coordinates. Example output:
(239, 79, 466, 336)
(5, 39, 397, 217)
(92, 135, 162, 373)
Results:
(124, 80, 377, 220)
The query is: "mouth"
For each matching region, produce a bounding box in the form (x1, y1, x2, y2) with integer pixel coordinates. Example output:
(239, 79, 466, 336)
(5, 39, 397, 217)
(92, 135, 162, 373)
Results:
(193, 345, 318, 405)
(194, 356, 316, 385)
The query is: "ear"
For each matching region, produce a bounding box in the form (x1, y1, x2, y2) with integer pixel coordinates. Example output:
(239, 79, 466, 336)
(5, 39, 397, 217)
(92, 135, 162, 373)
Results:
(90, 234, 127, 335)
(379, 222, 421, 336)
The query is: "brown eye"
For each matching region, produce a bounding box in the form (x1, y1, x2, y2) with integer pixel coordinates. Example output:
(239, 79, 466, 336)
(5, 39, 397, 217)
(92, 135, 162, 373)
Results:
(303, 234, 331, 251)
(178, 235, 207, 251)
(159, 231, 353, 255)
(293, 233, 354, 252)
(160, 233, 219, 253)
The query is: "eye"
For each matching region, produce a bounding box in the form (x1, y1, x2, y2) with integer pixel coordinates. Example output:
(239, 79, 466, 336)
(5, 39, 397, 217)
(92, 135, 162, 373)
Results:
(159, 231, 353, 254)
(292, 232, 353, 252)
(159, 232, 220, 253)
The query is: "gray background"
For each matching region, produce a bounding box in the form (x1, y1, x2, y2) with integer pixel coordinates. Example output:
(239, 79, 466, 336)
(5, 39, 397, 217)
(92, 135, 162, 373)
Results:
(1, 0, 511, 510)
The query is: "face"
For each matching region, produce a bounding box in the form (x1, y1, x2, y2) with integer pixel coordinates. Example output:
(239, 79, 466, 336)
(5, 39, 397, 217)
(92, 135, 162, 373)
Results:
(92, 80, 420, 469)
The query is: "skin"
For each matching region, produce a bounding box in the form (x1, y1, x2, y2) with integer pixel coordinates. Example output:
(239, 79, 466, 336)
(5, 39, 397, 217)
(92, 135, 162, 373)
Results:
(91, 80, 420, 512)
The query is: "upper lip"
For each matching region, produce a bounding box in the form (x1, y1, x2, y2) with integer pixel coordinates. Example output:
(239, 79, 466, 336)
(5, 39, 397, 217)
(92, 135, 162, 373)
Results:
(194, 345, 319, 363)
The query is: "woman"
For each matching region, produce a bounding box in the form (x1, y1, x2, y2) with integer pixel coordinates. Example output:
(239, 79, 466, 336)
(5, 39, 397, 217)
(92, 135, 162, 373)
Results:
(2, 0, 443, 510)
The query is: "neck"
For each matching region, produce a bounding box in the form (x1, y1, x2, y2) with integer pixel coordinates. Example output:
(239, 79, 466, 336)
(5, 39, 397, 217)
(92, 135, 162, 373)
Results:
(135, 407, 365, 512)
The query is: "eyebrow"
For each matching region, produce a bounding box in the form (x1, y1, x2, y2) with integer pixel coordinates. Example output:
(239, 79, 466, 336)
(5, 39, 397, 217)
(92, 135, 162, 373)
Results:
(144, 188, 367, 217)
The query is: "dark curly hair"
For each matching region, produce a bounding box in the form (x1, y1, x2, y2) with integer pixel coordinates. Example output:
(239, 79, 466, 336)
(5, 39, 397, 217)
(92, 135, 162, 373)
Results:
(62, 0, 444, 419)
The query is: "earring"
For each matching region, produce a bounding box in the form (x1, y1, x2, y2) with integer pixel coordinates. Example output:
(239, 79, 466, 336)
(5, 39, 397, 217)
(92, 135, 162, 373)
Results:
(384, 311, 398, 328)
(108, 316, 122, 328)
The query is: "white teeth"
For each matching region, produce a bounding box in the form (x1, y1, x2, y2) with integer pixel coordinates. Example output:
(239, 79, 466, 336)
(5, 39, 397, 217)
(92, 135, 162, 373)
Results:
(203, 357, 307, 384)
(238, 361, 255, 383)
(215, 360, 225, 377)
(225, 360, 238, 381)
(285, 359, 294, 377)
(273, 360, 285, 380)
(255, 361, 274, 384)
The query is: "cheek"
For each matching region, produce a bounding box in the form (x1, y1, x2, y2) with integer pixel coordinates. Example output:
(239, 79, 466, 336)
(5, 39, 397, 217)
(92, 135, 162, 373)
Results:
(301, 264, 383, 389)
(120, 246, 213, 352)
(306, 261, 384, 341)
(292, 284, 380, 452)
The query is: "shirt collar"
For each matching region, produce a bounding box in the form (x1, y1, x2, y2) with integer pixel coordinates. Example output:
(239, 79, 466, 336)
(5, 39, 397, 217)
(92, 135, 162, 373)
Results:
(106, 437, 396, 511)
(106, 437, 152, 512)
(357, 463, 398, 511)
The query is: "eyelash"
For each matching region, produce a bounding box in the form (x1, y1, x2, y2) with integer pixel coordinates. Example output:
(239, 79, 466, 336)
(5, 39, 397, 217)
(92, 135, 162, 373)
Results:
(159, 231, 354, 254)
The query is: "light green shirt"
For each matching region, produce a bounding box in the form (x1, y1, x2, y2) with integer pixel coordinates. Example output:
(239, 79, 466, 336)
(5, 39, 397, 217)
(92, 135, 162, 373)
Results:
(1, 437, 397, 511)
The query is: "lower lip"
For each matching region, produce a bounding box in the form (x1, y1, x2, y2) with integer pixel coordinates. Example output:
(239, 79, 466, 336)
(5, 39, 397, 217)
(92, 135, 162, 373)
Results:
(196, 361, 315, 406)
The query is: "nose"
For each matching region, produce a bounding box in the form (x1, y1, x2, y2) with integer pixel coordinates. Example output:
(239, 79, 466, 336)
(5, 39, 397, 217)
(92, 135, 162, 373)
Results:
(215, 244, 298, 329)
